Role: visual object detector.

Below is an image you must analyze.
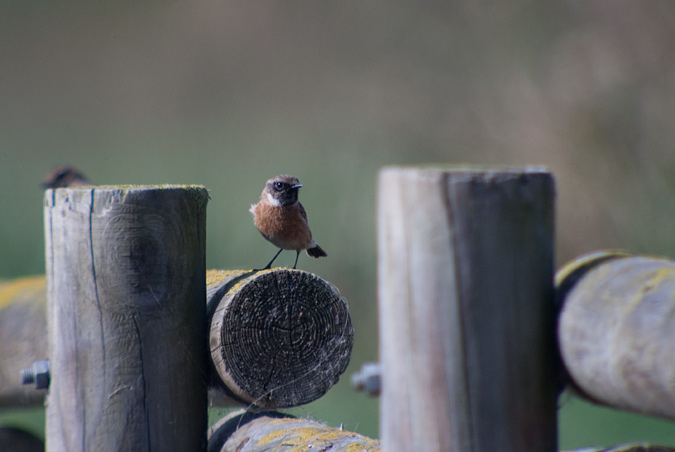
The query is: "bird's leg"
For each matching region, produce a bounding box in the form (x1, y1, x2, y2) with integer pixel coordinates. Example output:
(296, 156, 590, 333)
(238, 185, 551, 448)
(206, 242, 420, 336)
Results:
(258, 248, 284, 271)
(293, 250, 300, 269)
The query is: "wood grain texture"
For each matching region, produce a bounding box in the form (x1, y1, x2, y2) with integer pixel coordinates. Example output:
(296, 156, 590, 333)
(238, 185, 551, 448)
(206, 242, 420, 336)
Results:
(208, 410, 380, 452)
(206, 409, 295, 452)
(378, 167, 557, 452)
(0, 268, 352, 410)
(558, 254, 675, 420)
(0, 276, 48, 406)
(564, 445, 675, 452)
(44, 186, 208, 452)
(208, 268, 353, 409)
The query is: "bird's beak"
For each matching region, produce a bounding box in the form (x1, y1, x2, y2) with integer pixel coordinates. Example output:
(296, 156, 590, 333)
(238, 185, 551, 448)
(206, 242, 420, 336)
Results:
(292, 184, 303, 189)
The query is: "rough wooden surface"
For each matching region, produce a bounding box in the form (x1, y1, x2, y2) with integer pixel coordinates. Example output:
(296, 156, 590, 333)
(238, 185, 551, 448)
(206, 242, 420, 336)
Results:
(208, 268, 353, 409)
(0, 276, 48, 406)
(207, 410, 380, 452)
(44, 186, 208, 452)
(206, 409, 295, 452)
(377, 167, 557, 452)
(0, 268, 353, 410)
(564, 445, 675, 452)
(558, 254, 675, 420)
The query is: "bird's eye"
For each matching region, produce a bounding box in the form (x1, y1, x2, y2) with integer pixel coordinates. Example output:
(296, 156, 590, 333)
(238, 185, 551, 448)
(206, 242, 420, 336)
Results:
(274, 181, 284, 190)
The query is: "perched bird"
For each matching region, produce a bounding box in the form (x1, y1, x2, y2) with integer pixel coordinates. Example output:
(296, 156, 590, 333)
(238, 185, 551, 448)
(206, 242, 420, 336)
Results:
(42, 165, 91, 189)
(250, 174, 327, 270)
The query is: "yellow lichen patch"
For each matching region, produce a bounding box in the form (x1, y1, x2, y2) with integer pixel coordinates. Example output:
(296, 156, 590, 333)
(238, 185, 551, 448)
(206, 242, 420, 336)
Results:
(206, 269, 246, 287)
(256, 422, 381, 452)
(267, 417, 303, 426)
(226, 268, 304, 295)
(612, 263, 675, 312)
(221, 267, 295, 297)
(643, 266, 675, 293)
(224, 274, 255, 296)
(345, 441, 381, 452)
(555, 251, 631, 289)
(257, 426, 291, 445)
(0, 276, 46, 310)
(258, 425, 330, 449)
(293, 426, 340, 442)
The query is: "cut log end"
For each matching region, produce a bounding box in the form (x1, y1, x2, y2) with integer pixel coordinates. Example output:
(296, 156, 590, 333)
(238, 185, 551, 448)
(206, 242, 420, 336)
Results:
(558, 253, 675, 420)
(209, 268, 353, 408)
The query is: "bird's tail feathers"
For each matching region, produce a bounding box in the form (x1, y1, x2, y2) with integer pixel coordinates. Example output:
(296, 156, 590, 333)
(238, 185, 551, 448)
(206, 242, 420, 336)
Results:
(306, 245, 327, 258)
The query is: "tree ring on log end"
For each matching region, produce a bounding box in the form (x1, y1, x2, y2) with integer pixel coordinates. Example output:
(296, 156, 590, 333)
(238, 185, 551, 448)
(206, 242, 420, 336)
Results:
(209, 269, 353, 408)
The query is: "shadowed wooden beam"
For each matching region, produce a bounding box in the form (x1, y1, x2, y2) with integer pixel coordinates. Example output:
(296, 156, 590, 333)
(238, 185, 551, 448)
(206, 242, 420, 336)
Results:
(0, 276, 48, 406)
(0, 426, 44, 452)
(377, 166, 557, 452)
(207, 268, 353, 408)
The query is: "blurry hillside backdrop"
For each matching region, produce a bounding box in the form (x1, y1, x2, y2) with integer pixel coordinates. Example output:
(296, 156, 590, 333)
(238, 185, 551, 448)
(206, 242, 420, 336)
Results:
(2, 1, 675, 449)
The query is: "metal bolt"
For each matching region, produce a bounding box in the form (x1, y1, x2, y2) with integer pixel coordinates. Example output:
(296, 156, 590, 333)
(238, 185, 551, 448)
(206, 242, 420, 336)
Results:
(21, 359, 51, 390)
(351, 362, 381, 397)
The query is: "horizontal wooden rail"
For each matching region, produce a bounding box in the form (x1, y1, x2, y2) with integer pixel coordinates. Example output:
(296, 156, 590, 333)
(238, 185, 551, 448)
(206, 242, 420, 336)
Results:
(1, 269, 353, 411)
(207, 410, 380, 452)
(0, 276, 48, 406)
(564, 445, 675, 452)
(207, 268, 353, 408)
(557, 251, 675, 420)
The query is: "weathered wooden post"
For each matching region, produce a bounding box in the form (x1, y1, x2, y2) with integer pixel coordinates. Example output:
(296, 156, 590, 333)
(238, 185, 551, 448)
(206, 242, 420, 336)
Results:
(377, 167, 557, 452)
(44, 186, 209, 452)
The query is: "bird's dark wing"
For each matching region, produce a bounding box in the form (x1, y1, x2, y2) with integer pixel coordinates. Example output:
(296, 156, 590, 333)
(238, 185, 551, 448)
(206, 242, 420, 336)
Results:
(298, 202, 308, 223)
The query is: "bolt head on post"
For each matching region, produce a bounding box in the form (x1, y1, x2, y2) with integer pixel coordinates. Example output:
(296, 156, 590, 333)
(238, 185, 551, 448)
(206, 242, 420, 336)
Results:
(20, 359, 51, 390)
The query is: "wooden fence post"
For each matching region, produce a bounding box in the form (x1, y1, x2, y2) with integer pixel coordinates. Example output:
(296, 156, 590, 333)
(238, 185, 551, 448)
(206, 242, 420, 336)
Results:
(44, 185, 209, 452)
(377, 167, 557, 452)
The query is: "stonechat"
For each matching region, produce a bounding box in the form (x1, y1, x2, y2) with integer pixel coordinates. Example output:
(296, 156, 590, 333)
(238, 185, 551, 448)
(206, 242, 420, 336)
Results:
(250, 174, 327, 269)
(42, 165, 91, 189)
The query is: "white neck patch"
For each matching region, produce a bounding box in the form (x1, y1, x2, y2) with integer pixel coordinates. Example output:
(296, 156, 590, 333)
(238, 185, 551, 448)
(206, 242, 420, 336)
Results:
(265, 191, 282, 207)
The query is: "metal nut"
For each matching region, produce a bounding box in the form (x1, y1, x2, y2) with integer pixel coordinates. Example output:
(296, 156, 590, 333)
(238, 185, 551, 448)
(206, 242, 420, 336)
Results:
(351, 362, 381, 397)
(21, 359, 51, 390)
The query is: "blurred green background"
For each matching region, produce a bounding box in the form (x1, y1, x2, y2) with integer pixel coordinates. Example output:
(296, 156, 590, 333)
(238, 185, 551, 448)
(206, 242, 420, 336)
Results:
(2, 1, 675, 449)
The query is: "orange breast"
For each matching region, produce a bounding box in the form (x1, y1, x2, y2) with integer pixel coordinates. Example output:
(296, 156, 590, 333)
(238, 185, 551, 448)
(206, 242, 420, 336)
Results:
(253, 202, 313, 250)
